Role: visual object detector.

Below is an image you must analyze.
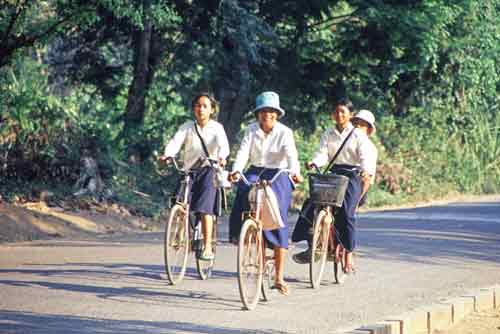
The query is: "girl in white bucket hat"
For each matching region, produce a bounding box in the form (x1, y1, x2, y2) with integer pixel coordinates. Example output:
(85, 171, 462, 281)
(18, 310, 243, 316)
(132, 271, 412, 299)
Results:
(352, 109, 376, 136)
(351, 109, 378, 205)
(228, 91, 303, 295)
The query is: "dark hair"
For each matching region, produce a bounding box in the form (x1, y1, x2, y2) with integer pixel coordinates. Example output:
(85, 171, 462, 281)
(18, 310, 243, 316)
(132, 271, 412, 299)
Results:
(335, 97, 353, 111)
(191, 92, 218, 110)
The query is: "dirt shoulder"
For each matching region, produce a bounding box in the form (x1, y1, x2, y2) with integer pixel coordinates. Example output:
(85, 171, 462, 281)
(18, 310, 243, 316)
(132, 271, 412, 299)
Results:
(438, 307, 500, 334)
(0, 201, 161, 243)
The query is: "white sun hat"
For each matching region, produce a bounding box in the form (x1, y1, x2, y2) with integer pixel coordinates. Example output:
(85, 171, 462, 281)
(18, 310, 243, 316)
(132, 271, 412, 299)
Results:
(353, 109, 376, 135)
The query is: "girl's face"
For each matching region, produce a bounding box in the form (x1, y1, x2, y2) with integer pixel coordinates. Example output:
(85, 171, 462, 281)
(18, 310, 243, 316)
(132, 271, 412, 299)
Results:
(257, 108, 279, 133)
(332, 105, 352, 129)
(352, 118, 371, 135)
(193, 96, 214, 125)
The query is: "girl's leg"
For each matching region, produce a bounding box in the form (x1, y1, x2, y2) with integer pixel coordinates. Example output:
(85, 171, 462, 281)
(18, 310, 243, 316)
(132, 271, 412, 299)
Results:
(201, 213, 214, 257)
(274, 246, 289, 295)
(344, 251, 354, 273)
(274, 246, 286, 283)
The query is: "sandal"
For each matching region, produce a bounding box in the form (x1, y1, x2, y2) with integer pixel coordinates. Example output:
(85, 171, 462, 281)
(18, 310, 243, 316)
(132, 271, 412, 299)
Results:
(343, 263, 356, 275)
(198, 249, 215, 261)
(343, 251, 355, 274)
(272, 281, 290, 296)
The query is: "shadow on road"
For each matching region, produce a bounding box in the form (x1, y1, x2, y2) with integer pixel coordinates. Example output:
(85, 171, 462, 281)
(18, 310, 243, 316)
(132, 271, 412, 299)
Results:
(0, 262, 240, 311)
(357, 201, 500, 264)
(0, 310, 288, 334)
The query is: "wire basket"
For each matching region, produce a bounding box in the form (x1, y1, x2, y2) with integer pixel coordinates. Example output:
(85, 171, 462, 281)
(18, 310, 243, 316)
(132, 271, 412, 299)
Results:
(308, 173, 349, 207)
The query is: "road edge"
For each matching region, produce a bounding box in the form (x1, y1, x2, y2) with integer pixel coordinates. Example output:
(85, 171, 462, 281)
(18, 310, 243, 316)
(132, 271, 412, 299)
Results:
(338, 284, 500, 334)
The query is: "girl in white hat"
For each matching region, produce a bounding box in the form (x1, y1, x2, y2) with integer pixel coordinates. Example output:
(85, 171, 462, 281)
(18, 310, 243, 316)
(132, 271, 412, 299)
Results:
(228, 91, 303, 295)
(351, 109, 378, 200)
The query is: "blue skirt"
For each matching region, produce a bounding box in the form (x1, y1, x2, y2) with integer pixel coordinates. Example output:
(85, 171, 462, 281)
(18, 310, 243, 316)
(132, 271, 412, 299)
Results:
(177, 166, 217, 216)
(229, 166, 293, 249)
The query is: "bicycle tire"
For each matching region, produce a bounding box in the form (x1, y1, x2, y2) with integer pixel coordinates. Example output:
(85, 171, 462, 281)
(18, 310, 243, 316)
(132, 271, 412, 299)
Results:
(237, 219, 263, 310)
(196, 217, 217, 280)
(261, 257, 276, 302)
(164, 204, 190, 285)
(309, 209, 329, 289)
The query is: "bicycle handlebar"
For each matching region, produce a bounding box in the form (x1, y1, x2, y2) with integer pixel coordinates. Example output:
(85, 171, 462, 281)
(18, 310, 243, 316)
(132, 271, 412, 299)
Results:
(155, 153, 220, 176)
(312, 164, 322, 174)
(238, 169, 290, 187)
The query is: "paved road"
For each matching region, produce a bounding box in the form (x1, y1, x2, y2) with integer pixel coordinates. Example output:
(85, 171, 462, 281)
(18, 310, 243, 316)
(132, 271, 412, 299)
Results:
(1, 198, 500, 333)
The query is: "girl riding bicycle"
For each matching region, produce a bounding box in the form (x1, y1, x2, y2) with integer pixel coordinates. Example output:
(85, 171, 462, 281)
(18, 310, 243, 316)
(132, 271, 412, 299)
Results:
(292, 99, 377, 274)
(228, 91, 303, 296)
(160, 92, 230, 261)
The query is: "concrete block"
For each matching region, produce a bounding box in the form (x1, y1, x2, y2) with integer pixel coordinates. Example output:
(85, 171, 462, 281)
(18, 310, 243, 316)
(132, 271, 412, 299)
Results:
(382, 320, 402, 334)
(490, 285, 500, 309)
(462, 289, 495, 311)
(448, 296, 474, 322)
(427, 303, 452, 332)
(385, 308, 429, 334)
(358, 323, 390, 334)
(377, 321, 401, 334)
(478, 288, 496, 310)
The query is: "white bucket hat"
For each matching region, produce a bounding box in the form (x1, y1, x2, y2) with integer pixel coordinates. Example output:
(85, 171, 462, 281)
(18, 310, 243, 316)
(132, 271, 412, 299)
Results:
(253, 91, 285, 117)
(352, 109, 376, 135)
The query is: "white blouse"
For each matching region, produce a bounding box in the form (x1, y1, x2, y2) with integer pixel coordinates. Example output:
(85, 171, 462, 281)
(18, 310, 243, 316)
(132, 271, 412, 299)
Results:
(232, 121, 301, 176)
(163, 120, 230, 170)
(311, 123, 378, 177)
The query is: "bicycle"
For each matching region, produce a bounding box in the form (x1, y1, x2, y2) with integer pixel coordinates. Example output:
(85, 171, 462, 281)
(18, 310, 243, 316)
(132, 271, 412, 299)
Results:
(307, 166, 352, 288)
(235, 169, 290, 310)
(158, 156, 220, 285)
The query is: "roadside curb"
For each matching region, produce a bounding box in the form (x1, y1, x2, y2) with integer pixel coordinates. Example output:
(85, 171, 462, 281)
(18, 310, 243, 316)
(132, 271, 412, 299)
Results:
(338, 284, 500, 334)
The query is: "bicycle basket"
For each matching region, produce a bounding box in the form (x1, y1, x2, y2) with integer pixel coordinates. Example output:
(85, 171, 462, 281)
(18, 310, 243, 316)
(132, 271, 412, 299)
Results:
(308, 173, 349, 207)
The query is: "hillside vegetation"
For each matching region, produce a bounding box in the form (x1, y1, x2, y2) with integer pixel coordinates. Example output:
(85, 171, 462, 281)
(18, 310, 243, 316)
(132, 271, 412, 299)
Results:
(1, 0, 499, 221)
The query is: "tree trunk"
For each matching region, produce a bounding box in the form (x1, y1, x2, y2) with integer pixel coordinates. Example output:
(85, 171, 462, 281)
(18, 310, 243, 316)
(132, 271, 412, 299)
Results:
(214, 40, 251, 144)
(123, 2, 153, 163)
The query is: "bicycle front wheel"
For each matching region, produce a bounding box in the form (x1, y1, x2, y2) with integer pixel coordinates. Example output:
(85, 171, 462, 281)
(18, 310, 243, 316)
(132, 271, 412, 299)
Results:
(164, 204, 190, 285)
(310, 209, 329, 288)
(261, 257, 276, 302)
(237, 219, 263, 310)
(196, 217, 217, 280)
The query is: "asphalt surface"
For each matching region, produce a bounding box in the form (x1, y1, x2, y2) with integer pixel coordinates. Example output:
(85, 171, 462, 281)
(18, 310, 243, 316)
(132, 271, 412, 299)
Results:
(1, 198, 500, 333)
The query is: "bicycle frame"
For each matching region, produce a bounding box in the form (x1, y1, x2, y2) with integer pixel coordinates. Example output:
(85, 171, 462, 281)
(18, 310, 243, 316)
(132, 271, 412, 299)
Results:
(239, 169, 290, 223)
(160, 156, 220, 284)
(236, 169, 290, 310)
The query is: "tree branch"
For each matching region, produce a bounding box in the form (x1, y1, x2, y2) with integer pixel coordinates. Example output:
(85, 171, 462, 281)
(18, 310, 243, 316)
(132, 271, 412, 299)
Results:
(305, 8, 361, 31)
(1, 0, 28, 47)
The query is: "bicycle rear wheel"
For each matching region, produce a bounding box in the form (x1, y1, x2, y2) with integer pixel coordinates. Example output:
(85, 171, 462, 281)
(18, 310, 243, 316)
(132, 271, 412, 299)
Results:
(196, 217, 217, 280)
(164, 204, 190, 285)
(309, 209, 329, 288)
(237, 219, 263, 310)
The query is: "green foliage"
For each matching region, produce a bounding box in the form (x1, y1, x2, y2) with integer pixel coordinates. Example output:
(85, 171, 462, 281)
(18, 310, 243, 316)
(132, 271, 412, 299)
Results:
(1, 0, 499, 215)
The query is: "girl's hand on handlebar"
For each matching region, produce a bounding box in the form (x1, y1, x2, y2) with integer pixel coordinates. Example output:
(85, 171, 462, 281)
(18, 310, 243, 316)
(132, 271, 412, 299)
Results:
(305, 161, 316, 170)
(291, 173, 304, 184)
(159, 155, 172, 166)
(228, 171, 241, 183)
